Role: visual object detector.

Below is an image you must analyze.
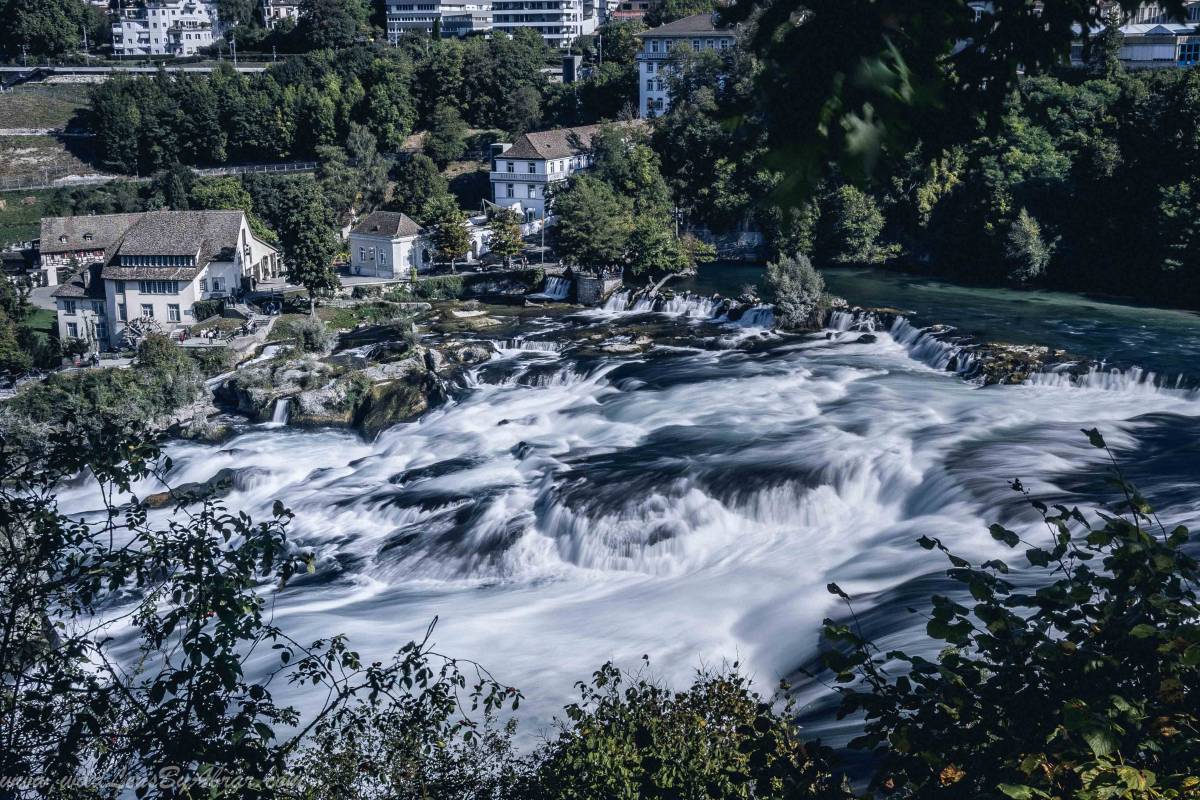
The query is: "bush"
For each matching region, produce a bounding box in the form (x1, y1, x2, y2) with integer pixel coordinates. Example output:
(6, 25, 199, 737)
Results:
(192, 299, 225, 322)
(291, 315, 334, 353)
(821, 429, 1200, 799)
(819, 185, 891, 264)
(766, 252, 826, 330)
(1004, 208, 1052, 285)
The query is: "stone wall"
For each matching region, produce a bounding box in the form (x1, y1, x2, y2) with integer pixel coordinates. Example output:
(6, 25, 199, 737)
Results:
(576, 274, 622, 305)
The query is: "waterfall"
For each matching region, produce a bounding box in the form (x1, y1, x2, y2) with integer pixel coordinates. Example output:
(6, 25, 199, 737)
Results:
(271, 398, 290, 425)
(602, 289, 632, 311)
(727, 305, 776, 328)
(527, 276, 571, 301)
(1025, 365, 1197, 396)
(496, 338, 565, 353)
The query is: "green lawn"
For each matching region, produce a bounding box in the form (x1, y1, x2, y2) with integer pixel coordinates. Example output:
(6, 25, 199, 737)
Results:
(0, 86, 91, 130)
(0, 189, 53, 247)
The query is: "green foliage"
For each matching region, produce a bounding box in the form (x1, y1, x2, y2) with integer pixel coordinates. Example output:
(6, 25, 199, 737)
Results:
(296, 0, 368, 49)
(487, 208, 525, 267)
(0, 0, 94, 58)
(390, 154, 451, 224)
(821, 429, 1200, 800)
(818, 184, 891, 265)
(291, 314, 334, 353)
(1004, 209, 1052, 285)
(276, 177, 340, 302)
(551, 175, 634, 270)
(425, 105, 469, 168)
(645, 0, 717, 27)
(425, 196, 471, 268)
(527, 660, 848, 800)
(765, 252, 825, 330)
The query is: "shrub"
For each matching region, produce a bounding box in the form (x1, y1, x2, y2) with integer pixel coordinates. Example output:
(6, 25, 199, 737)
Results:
(820, 185, 890, 264)
(1004, 208, 1052, 285)
(291, 316, 334, 353)
(821, 429, 1200, 799)
(766, 252, 826, 330)
(192, 299, 225, 321)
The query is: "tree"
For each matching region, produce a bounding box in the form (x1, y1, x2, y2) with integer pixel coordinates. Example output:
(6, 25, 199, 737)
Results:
(0, 0, 91, 58)
(1004, 208, 1052, 285)
(822, 429, 1200, 799)
(346, 122, 392, 212)
(296, 0, 367, 49)
(425, 105, 468, 168)
(625, 217, 690, 276)
(765, 252, 825, 330)
(550, 175, 634, 270)
(594, 20, 646, 67)
(504, 86, 544, 136)
(277, 178, 340, 311)
(590, 124, 672, 217)
(426, 196, 471, 272)
(819, 184, 889, 264)
(645, 0, 716, 26)
(390, 154, 451, 223)
(487, 208, 524, 268)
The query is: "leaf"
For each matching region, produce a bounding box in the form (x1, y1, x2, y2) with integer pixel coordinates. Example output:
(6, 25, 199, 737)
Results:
(1081, 428, 1106, 449)
(1081, 726, 1119, 758)
(998, 784, 1039, 799)
(1182, 644, 1200, 666)
(827, 582, 849, 599)
(989, 524, 1020, 548)
(1129, 624, 1158, 639)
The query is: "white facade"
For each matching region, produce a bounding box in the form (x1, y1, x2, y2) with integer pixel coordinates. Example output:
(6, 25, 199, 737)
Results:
(386, 0, 492, 40)
(112, 0, 222, 58)
(349, 231, 431, 278)
(262, 0, 300, 29)
(636, 15, 736, 117)
(51, 212, 278, 351)
(490, 147, 594, 220)
(491, 0, 596, 49)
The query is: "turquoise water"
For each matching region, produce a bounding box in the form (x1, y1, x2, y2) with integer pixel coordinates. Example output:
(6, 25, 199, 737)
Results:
(681, 263, 1200, 381)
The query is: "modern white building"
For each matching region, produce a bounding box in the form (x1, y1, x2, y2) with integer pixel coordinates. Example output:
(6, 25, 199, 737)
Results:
(112, 0, 222, 58)
(386, 0, 492, 39)
(491, 0, 596, 49)
(489, 124, 604, 221)
(261, 0, 300, 29)
(1071, 17, 1200, 67)
(635, 13, 736, 117)
(49, 211, 279, 351)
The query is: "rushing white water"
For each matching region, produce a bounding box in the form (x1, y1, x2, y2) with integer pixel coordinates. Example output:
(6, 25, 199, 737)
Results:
(57, 303, 1200, 747)
(269, 397, 290, 425)
(527, 275, 572, 301)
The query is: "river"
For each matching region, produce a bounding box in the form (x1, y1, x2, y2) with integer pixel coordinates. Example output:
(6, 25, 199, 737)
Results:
(57, 264, 1200, 748)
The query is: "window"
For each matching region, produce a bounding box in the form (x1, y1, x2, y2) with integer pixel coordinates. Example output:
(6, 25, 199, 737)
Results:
(63, 300, 76, 315)
(116, 280, 126, 293)
(647, 79, 654, 90)
(199, 278, 207, 292)
(83, 233, 93, 242)
(212, 277, 225, 293)
(719, 38, 730, 49)
(506, 161, 514, 172)
(141, 304, 154, 318)
(97, 321, 108, 342)
(650, 39, 659, 53)
(506, 183, 515, 198)
(167, 304, 181, 322)
(66, 322, 78, 338)
(138, 280, 177, 294)
(1180, 40, 1200, 64)
(527, 184, 536, 198)
(379, 250, 387, 266)
(692, 39, 700, 51)
(647, 62, 655, 73)
(91, 301, 104, 315)
(118, 303, 127, 321)
(359, 246, 366, 261)
(527, 161, 536, 174)
(369, 247, 376, 260)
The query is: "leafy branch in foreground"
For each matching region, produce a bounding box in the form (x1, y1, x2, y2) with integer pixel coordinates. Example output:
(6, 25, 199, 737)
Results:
(0, 422, 519, 798)
(821, 429, 1200, 799)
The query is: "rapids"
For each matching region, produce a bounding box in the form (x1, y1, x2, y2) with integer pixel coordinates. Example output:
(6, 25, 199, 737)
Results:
(56, 266, 1200, 747)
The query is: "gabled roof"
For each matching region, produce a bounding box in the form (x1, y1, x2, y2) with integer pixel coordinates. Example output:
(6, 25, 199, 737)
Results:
(52, 265, 106, 300)
(501, 124, 607, 161)
(117, 209, 245, 262)
(39, 213, 143, 255)
(351, 211, 423, 238)
(636, 12, 735, 37)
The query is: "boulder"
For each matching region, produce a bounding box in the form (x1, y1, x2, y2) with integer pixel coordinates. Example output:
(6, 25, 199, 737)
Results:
(357, 377, 432, 439)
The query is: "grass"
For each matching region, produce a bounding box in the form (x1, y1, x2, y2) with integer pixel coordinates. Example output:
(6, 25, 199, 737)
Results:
(318, 302, 413, 330)
(24, 308, 55, 337)
(0, 188, 54, 247)
(0, 86, 91, 130)
(266, 313, 311, 343)
(0, 135, 101, 181)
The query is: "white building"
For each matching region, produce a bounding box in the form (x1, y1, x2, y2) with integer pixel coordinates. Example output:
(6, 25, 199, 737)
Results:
(489, 124, 604, 221)
(49, 211, 279, 351)
(261, 0, 300, 29)
(635, 13, 736, 117)
(1071, 18, 1200, 67)
(348, 212, 431, 278)
(491, 0, 596, 49)
(112, 0, 222, 58)
(386, 0, 492, 39)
